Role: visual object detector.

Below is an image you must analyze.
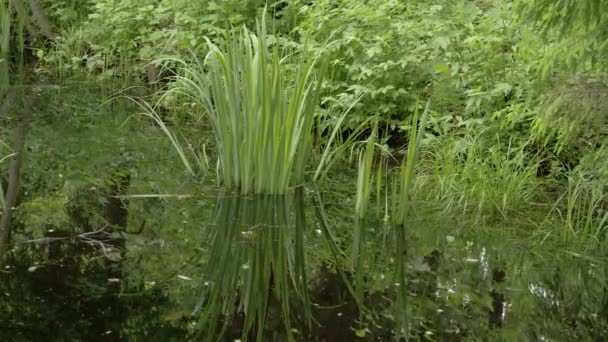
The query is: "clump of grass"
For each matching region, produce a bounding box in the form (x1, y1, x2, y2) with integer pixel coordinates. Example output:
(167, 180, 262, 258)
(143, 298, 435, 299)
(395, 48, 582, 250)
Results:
(164, 17, 325, 194)
(551, 173, 608, 243)
(419, 132, 541, 221)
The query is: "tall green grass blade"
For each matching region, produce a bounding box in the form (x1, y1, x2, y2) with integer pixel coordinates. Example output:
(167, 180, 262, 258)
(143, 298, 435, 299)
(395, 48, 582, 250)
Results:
(119, 96, 195, 176)
(312, 188, 362, 309)
(0, 0, 9, 55)
(353, 115, 378, 305)
(395, 99, 430, 224)
(293, 188, 312, 328)
(312, 93, 366, 183)
(0, 0, 11, 98)
(392, 98, 430, 340)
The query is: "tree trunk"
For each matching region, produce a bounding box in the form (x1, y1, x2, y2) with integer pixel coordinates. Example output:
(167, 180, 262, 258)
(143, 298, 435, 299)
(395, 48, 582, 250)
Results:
(0, 97, 31, 266)
(27, 0, 55, 38)
(0, 87, 16, 120)
(11, 0, 56, 40)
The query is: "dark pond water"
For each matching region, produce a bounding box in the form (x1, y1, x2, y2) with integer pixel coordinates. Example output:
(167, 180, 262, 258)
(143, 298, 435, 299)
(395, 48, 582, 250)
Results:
(2, 184, 607, 341)
(0, 85, 606, 341)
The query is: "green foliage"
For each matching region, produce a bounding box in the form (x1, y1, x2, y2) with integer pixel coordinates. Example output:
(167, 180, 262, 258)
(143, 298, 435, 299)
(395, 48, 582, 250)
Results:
(16, 194, 69, 238)
(296, 0, 429, 127)
(517, 0, 607, 34)
(532, 78, 608, 152)
(37, 0, 283, 79)
(516, 0, 608, 74)
(43, 0, 93, 24)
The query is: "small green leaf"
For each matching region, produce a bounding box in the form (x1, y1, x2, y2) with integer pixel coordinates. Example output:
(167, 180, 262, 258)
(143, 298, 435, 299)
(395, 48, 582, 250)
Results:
(355, 328, 368, 338)
(493, 82, 512, 95)
(433, 64, 449, 72)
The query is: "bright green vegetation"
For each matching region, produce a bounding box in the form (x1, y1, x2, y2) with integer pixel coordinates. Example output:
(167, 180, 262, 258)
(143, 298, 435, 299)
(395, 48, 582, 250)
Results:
(1, 0, 607, 341)
(164, 19, 324, 194)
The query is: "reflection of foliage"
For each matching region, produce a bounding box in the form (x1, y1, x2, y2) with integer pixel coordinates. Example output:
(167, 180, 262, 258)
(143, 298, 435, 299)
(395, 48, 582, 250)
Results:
(0, 256, 188, 341)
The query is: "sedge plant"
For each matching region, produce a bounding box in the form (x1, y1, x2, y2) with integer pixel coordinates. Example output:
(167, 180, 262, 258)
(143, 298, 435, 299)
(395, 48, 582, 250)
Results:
(164, 17, 325, 194)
